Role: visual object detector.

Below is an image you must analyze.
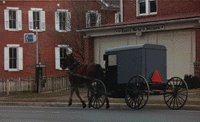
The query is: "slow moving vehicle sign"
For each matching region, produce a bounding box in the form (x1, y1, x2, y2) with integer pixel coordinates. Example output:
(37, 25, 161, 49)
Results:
(24, 33, 35, 43)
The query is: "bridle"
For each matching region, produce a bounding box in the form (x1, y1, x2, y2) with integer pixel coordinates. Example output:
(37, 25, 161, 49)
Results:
(67, 56, 81, 75)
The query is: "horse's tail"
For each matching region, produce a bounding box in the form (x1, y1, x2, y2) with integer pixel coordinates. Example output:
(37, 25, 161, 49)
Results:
(95, 64, 105, 81)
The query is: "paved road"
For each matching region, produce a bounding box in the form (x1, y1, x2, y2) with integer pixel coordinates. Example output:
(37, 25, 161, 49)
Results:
(0, 105, 199, 122)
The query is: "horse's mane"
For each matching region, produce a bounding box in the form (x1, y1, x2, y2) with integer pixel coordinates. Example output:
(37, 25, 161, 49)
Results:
(69, 54, 104, 81)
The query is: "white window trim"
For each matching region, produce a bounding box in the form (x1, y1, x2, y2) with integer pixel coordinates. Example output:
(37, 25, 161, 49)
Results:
(86, 10, 101, 28)
(4, 44, 23, 72)
(7, 44, 20, 47)
(58, 45, 69, 47)
(4, 7, 22, 31)
(31, 8, 43, 11)
(136, 0, 157, 16)
(29, 8, 45, 32)
(57, 9, 68, 12)
(115, 12, 121, 24)
(149, 0, 157, 15)
(55, 9, 71, 32)
(55, 45, 70, 70)
(7, 7, 19, 10)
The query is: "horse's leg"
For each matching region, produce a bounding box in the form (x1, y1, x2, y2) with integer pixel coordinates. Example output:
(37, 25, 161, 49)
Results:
(105, 96, 110, 109)
(68, 87, 75, 106)
(75, 87, 86, 108)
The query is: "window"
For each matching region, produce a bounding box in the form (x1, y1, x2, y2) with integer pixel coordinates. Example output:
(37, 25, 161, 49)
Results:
(149, 0, 157, 13)
(115, 12, 121, 24)
(60, 47, 67, 66)
(4, 7, 22, 31)
(4, 44, 23, 71)
(55, 9, 71, 32)
(139, 0, 146, 14)
(55, 45, 71, 70)
(108, 55, 117, 66)
(9, 10, 17, 29)
(86, 11, 101, 28)
(33, 11, 40, 30)
(59, 12, 67, 30)
(29, 8, 45, 31)
(137, 0, 157, 16)
(9, 48, 17, 69)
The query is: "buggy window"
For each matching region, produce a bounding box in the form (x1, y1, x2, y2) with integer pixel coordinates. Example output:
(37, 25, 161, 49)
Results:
(108, 55, 117, 66)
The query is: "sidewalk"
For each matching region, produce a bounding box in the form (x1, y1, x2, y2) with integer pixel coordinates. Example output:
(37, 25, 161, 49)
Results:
(0, 88, 199, 109)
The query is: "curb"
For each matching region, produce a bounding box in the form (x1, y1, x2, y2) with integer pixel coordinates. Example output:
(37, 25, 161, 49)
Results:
(0, 102, 200, 110)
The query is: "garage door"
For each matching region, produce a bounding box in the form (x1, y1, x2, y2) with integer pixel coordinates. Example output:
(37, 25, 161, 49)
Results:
(94, 29, 195, 78)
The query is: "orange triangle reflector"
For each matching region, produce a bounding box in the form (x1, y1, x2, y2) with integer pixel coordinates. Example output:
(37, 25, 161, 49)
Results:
(151, 70, 162, 83)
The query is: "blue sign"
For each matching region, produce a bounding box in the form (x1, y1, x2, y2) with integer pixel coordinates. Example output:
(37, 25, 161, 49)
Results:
(24, 33, 35, 43)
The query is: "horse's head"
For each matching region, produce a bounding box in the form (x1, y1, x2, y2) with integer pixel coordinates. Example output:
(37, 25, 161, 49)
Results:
(61, 48, 76, 70)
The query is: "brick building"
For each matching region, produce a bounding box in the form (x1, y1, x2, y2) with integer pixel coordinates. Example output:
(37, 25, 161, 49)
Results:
(2, 0, 199, 79)
(82, 0, 200, 78)
(0, 0, 117, 78)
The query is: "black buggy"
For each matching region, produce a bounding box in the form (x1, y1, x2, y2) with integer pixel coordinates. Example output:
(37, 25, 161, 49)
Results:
(87, 44, 188, 110)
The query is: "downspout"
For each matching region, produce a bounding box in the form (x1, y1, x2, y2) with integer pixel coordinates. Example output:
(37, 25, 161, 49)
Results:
(120, 0, 123, 22)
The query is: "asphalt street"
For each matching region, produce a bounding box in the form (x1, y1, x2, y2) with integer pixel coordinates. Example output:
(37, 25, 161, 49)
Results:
(0, 105, 199, 122)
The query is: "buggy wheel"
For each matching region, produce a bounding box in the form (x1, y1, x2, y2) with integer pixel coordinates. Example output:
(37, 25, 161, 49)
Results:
(87, 79, 107, 109)
(125, 75, 150, 110)
(164, 77, 188, 110)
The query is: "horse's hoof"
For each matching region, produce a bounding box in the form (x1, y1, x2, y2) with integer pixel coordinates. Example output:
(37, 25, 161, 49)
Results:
(82, 103, 86, 108)
(106, 104, 110, 109)
(68, 99, 72, 106)
(88, 104, 91, 108)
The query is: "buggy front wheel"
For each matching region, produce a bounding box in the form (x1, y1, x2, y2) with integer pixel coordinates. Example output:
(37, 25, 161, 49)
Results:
(125, 75, 150, 110)
(164, 77, 188, 110)
(87, 79, 107, 109)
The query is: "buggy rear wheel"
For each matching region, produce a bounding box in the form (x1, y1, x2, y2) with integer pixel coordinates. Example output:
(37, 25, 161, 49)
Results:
(125, 75, 150, 110)
(164, 77, 188, 110)
(88, 79, 107, 109)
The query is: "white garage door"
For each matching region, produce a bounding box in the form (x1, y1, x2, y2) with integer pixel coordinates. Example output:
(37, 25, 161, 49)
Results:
(94, 29, 195, 79)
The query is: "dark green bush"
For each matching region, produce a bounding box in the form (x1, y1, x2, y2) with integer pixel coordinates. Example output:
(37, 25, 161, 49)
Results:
(184, 75, 200, 89)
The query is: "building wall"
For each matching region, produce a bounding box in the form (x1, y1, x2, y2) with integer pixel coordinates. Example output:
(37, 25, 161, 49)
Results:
(123, 0, 200, 23)
(80, 0, 200, 78)
(195, 29, 200, 76)
(0, 1, 78, 78)
(0, 0, 115, 78)
(94, 29, 196, 78)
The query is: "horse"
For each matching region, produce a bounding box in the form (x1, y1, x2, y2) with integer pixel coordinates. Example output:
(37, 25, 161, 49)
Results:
(61, 52, 110, 109)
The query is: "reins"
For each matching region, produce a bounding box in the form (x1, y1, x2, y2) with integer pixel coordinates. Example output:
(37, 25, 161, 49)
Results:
(68, 58, 95, 81)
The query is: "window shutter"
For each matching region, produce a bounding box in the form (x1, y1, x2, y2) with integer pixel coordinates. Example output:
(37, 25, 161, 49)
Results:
(55, 11, 59, 31)
(96, 13, 101, 27)
(4, 9, 9, 30)
(41, 11, 46, 31)
(115, 12, 119, 24)
(18, 47, 23, 70)
(4, 47, 9, 70)
(86, 12, 90, 28)
(55, 47, 61, 70)
(66, 11, 71, 31)
(17, 10, 22, 30)
(28, 10, 33, 31)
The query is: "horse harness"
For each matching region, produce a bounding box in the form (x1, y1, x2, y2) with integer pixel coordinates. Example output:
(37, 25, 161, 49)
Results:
(68, 60, 93, 81)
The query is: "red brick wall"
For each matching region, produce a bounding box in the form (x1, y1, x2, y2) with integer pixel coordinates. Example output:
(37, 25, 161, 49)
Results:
(123, 0, 200, 23)
(0, 1, 113, 78)
(0, 1, 69, 78)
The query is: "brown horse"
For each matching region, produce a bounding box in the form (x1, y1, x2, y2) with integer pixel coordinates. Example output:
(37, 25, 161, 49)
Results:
(61, 52, 109, 109)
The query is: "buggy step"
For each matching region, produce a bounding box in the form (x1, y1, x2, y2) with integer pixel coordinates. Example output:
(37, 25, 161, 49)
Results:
(149, 82, 166, 91)
(150, 90, 165, 95)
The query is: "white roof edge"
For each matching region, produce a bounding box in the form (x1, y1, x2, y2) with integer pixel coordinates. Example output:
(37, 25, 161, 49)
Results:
(77, 17, 200, 32)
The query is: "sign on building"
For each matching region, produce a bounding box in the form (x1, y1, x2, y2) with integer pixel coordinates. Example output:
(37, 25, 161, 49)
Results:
(24, 33, 36, 43)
